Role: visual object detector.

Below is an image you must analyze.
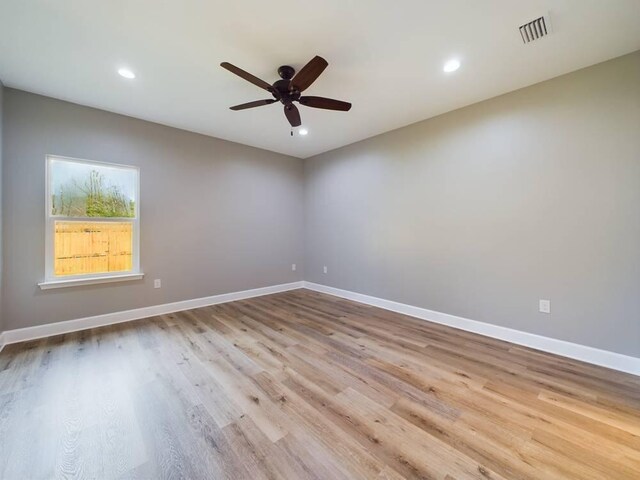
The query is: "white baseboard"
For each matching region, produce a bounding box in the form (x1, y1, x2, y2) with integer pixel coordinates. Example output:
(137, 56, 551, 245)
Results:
(3, 279, 638, 377)
(303, 281, 640, 376)
(0, 281, 304, 347)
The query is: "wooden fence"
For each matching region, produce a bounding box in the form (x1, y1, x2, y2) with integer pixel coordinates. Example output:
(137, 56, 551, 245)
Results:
(54, 221, 133, 276)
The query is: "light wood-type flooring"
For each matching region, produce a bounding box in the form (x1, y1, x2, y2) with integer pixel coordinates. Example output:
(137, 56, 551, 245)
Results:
(1, 289, 639, 479)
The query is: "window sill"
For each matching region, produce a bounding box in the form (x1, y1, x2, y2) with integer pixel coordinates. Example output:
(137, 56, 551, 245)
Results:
(38, 273, 145, 290)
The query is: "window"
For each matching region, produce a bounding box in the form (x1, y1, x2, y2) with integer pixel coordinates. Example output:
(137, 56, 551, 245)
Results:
(41, 156, 141, 288)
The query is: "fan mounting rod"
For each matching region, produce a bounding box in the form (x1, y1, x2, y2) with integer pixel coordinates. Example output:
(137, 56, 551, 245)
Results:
(277, 65, 295, 80)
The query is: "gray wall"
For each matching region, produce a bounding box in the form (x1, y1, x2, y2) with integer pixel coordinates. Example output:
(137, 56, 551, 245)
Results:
(0, 80, 3, 333)
(305, 51, 640, 357)
(2, 89, 304, 331)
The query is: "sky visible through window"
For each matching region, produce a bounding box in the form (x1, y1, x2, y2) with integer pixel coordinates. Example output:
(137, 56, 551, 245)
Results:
(50, 158, 137, 217)
(51, 159, 136, 201)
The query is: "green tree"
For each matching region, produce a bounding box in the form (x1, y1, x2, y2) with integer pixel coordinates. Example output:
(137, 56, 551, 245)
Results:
(53, 169, 134, 218)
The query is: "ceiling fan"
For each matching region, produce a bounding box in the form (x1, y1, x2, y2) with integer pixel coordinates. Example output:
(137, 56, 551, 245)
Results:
(220, 55, 351, 128)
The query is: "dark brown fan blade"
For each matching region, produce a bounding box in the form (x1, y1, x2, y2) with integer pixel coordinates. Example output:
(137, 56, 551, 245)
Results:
(284, 104, 301, 127)
(299, 96, 352, 111)
(291, 56, 328, 92)
(220, 62, 272, 91)
(230, 99, 276, 111)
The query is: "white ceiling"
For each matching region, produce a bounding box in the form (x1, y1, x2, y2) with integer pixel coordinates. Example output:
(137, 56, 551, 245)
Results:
(1, 1, 639, 159)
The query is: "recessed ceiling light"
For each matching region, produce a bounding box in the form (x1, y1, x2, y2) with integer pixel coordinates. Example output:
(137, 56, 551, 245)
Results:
(299, 128, 308, 136)
(118, 68, 136, 79)
(443, 59, 461, 73)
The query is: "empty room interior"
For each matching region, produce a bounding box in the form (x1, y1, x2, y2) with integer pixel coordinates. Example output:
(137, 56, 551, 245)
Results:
(1, 1, 640, 479)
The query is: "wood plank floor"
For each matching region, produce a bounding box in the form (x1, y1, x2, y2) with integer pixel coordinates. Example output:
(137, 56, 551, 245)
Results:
(1, 289, 639, 479)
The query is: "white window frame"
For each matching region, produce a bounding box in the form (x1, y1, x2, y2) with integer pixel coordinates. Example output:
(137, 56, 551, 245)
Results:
(39, 155, 143, 289)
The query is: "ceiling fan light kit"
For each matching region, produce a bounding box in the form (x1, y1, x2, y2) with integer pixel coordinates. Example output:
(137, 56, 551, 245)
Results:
(221, 55, 351, 129)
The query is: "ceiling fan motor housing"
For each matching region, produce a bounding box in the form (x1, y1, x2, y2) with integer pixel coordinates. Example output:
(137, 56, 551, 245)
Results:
(272, 66, 300, 104)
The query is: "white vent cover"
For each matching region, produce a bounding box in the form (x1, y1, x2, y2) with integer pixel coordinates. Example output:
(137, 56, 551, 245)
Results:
(519, 15, 552, 44)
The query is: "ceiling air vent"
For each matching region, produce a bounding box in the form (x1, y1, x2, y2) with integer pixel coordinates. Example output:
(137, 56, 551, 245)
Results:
(519, 15, 551, 44)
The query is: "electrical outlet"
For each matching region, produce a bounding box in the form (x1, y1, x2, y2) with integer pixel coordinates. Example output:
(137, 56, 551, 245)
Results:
(539, 299, 550, 314)
(154, 279, 162, 289)
(323, 266, 328, 274)
(292, 264, 296, 271)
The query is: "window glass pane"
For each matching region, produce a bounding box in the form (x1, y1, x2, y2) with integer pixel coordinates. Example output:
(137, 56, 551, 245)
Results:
(54, 221, 133, 276)
(50, 158, 137, 217)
